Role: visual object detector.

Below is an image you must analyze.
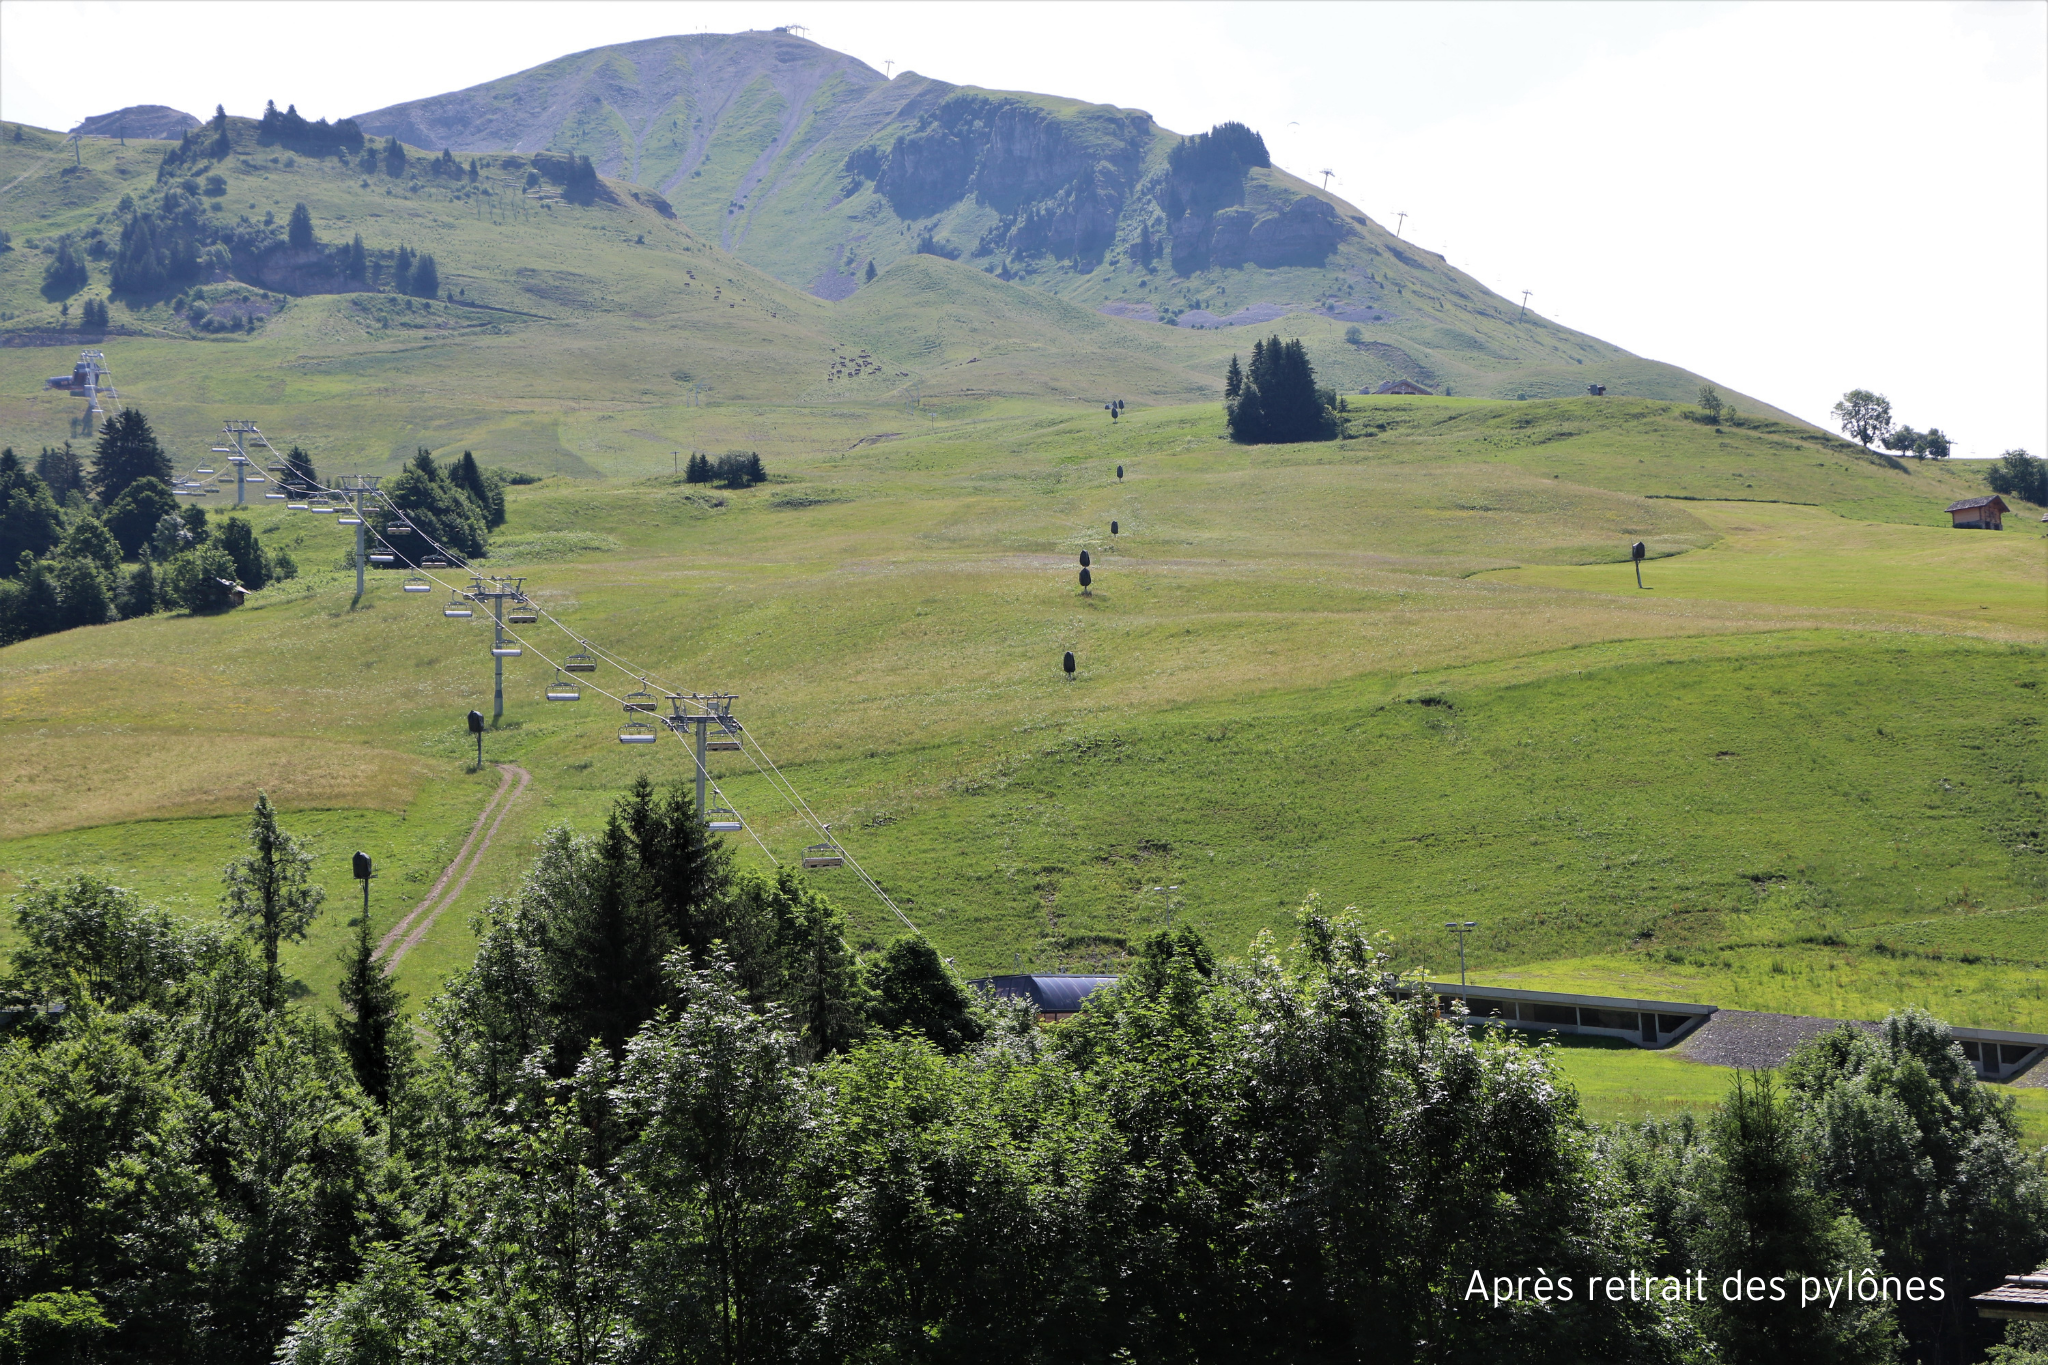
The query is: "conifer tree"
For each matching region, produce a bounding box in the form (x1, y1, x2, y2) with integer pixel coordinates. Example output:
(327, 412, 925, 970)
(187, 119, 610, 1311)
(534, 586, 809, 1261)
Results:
(411, 253, 439, 299)
(1224, 354, 1242, 400)
(221, 792, 325, 1009)
(287, 202, 315, 251)
(88, 407, 172, 505)
(0, 448, 65, 569)
(864, 260, 877, 283)
(336, 909, 407, 1104)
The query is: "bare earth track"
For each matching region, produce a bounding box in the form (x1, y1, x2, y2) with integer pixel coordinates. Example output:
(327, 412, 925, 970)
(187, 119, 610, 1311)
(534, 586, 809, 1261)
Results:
(375, 763, 530, 970)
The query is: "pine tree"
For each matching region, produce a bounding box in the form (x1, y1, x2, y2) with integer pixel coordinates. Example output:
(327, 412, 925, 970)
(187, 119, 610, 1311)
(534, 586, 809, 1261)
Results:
(684, 451, 712, 484)
(383, 135, 406, 178)
(0, 449, 65, 568)
(88, 408, 172, 505)
(346, 233, 366, 282)
(411, 253, 439, 299)
(1227, 335, 1332, 445)
(287, 202, 315, 251)
(393, 244, 414, 293)
(118, 555, 157, 618)
(34, 442, 85, 500)
(336, 909, 407, 1104)
(1224, 354, 1242, 400)
(864, 260, 877, 283)
(221, 793, 325, 1009)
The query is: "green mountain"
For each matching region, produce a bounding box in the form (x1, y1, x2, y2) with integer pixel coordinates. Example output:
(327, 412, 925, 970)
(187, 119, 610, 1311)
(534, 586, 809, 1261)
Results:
(347, 29, 1749, 408)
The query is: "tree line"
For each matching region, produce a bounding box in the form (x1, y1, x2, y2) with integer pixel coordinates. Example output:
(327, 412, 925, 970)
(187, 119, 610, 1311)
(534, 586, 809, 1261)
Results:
(682, 451, 768, 488)
(0, 409, 299, 646)
(2, 780, 2041, 1363)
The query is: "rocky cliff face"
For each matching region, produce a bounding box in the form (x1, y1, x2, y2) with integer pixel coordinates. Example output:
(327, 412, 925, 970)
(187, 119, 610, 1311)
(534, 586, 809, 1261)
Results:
(847, 92, 1150, 266)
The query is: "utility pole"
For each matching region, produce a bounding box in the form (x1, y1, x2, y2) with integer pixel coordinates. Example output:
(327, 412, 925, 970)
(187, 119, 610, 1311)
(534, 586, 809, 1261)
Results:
(1394, 211, 1407, 238)
(1444, 920, 1476, 987)
(1518, 290, 1532, 320)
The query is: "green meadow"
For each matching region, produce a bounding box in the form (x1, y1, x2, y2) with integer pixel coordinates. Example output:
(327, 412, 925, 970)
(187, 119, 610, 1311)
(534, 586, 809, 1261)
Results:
(1, 120, 2042, 1080)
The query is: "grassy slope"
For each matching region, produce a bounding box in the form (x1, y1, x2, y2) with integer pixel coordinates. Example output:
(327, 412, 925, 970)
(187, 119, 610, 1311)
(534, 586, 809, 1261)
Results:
(1, 117, 2041, 1059)
(1, 381, 2038, 1024)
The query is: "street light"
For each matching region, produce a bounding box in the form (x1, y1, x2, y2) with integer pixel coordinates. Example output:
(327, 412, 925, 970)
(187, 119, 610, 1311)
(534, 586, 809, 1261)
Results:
(1444, 920, 1477, 987)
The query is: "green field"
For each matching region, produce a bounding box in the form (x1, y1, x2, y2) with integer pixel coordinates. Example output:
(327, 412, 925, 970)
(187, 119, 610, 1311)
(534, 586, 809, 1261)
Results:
(2, 114, 2043, 1074)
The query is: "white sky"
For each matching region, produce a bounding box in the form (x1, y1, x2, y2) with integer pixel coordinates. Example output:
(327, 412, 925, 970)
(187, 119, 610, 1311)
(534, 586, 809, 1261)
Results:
(3, 0, 2043, 455)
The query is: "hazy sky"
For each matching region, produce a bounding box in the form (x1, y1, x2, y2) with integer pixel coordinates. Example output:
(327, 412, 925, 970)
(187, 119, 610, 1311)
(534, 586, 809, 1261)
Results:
(4, 1, 2042, 455)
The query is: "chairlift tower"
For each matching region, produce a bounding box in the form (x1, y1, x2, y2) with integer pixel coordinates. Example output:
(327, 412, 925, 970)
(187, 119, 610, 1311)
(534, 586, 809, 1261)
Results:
(663, 693, 742, 818)
(74, 350, 115, 415)
(462, 577, 529, 723)
(334, 475, 382, 601)
(212, 419, 278, 507)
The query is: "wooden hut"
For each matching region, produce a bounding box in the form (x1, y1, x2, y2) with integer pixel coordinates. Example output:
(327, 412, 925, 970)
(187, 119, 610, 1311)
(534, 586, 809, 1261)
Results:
(1371, 379, 1434, 396)
(1945, 495, 2007, 530)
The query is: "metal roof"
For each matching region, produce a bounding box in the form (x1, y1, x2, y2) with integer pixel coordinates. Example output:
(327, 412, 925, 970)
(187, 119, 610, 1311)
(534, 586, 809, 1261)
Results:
(1975, 1273, 2048, 1321)
(1413, 982, 1716, 1015)
(1946, 495, 2007, 512)
(971, 974, 1119, 1014)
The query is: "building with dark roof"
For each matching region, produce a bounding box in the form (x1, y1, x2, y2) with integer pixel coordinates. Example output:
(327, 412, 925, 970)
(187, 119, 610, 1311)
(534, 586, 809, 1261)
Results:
(970, 974, 1118, 1022)
(1370, 379, 1434, 396)
(1946, 495, 2008, 529)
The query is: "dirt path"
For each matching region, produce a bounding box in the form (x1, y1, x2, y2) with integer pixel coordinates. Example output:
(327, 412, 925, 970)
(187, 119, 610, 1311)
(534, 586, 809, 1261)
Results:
(377, 763, 531, 971)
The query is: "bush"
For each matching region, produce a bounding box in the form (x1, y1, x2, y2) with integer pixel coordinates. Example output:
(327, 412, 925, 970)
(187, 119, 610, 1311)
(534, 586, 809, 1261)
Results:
(102, 476, 177, 558)
(160, 542, 241, 612)
(1986, 448, 2046, 505)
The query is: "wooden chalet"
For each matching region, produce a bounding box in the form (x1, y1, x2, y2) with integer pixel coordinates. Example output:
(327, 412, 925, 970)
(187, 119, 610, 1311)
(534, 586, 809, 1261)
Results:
(1945, 495, 2007, 530)
(1371, 379, 1434, 396)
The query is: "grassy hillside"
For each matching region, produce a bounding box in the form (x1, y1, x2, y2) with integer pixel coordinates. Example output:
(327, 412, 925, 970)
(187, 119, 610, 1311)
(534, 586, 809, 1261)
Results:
(1, 380, 2038, 1027)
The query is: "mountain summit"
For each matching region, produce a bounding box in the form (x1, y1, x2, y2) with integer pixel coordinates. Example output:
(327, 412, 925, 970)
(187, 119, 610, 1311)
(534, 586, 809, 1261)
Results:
(347, 30, 1722, 404)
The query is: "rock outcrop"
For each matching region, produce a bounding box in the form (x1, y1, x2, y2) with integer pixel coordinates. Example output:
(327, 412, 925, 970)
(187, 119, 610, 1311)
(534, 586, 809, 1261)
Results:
(72, 105, 200, 140)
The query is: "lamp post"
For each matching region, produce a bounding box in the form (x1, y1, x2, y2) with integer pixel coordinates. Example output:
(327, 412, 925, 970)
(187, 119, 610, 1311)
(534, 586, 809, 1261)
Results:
(1444, 920, 1476, 987)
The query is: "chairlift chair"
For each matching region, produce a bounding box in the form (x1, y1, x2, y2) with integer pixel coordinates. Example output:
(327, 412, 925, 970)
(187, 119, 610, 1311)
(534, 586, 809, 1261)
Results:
(706, 804, 743, 833)
(618, 719, 659, 745)
(562, 650, 598, 674)
(308, 498, 336, 515)
(622, 688, 658, 714)
(195, 466, 215, 476)
(707, 716, 743, 752)
(403, 574, 433, 594)
(506, 600, 538, 625)
(491, 644, 522, 658)
(421, 555, 449, 568)
(545, 671, 581, 702)
(802, 842, 845, 869)
(442, 595, 473, 617)
(210, 445, 235, 454)
(385, 523, 414, 536)
(337, 515, 362, 526)
(264, 491, 288, 500)
(368, 553, 395, 565)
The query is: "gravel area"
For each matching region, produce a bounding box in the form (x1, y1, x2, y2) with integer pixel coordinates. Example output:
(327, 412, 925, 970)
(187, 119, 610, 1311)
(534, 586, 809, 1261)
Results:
(1679, 1010, 1878, 1070)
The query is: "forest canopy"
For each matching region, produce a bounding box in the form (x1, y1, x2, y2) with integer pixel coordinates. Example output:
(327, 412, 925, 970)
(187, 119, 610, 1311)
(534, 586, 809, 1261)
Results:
(1, 778, 2040, 1363)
